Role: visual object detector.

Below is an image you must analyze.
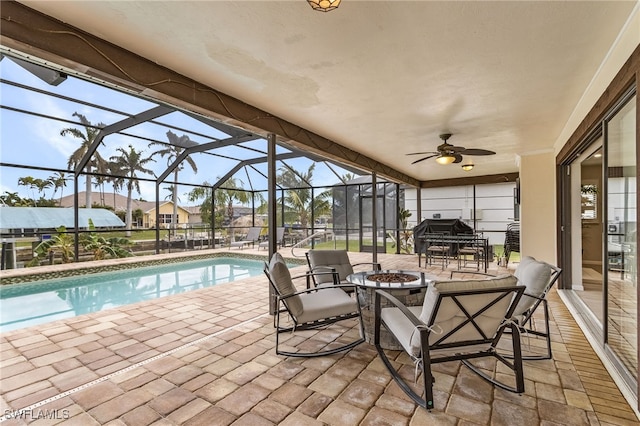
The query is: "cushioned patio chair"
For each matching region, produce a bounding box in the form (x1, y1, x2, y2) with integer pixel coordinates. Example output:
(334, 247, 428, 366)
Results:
(451, 255, 562, 360)
(510, 255, 562, 360)
(229, 226, 262, 249)
(305, 249, 381, 289)
(374, 274, 525, 410)
(259, 227, 286, 250)
(264, 252, 365, 357)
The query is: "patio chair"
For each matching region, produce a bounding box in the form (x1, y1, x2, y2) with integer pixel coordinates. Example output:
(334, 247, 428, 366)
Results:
(258, 227, 286, 250)
(264, 252, 365, 357)
(456, 234, 487, 272)
(374, 274, 525, 410)
(451, 255, 562, 360)
(510, 255, 562, 360)
(423, 233, 450, 270)
(229, 226, 262, 249)
(504, 222, 520, 265)
(305, 249, 381, 289)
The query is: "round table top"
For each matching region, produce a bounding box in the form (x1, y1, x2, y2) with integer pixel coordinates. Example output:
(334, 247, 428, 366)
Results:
(346, 269, 433, 289)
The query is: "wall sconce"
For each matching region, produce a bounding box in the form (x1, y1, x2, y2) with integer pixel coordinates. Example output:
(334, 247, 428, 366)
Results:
(308, 0, 341, 12)
(461, 163, 474, 171)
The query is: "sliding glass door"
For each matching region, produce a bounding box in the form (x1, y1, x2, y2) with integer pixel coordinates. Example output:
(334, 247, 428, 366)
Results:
(606, 96, 637, 378)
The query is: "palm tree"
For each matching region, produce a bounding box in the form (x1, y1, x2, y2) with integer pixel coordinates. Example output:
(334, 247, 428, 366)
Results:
(49, 172, 71, 205)
(17, 176, 39, 204)
(187, 178, 252, 237)
(109, 145, 155, 237)
(61, 112, 108, 208)
(274, 164, 331, 233)
(149, 130, 198, 234)
(0, 191, 31, 207)
(217, 177, 252, 227)
(17, 176, 53, 206)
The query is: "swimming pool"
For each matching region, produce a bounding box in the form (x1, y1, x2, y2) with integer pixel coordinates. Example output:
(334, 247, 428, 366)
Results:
(0, 256, 278, 332)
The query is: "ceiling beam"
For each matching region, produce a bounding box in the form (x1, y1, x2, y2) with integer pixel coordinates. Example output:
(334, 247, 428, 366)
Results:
(419, 172, 519, 188)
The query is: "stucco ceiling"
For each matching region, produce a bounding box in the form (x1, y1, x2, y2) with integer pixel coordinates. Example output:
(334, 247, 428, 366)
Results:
(20, 0, 637, 182)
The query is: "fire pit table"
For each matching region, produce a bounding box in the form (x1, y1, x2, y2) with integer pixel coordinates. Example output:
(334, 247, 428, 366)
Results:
(347, 270, 433, 350)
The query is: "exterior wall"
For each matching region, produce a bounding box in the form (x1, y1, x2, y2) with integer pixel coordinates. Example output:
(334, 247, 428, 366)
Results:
(403, 182, 516, 246)
(519, 151, 557, 264)
(143, 203, 191, 228)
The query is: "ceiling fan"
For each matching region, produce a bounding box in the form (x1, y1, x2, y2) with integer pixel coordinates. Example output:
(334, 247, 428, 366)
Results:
(407, 133, 496, 165)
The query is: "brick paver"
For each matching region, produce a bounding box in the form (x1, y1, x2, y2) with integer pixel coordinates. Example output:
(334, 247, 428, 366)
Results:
(0, 249, 638, 425)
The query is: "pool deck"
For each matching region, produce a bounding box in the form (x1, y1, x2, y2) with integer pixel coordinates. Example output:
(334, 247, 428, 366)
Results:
(1, 249, 638, 425)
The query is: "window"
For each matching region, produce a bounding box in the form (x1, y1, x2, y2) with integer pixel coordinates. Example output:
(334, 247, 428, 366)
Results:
(159, 214, 178, 224)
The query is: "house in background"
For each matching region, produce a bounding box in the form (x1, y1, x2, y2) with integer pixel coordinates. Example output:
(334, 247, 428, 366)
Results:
(58, 192, 194, 229)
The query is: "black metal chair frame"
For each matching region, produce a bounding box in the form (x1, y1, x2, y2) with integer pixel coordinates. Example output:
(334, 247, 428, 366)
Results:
(423, 233, 450, 270)
(374, 284, 525, 410)
(305, 250, 381, 289)
(455, 234, 487, 271)
(451, 263, 563, 360)
(263, 263, 365, 358)
(504, 222, 520, 265)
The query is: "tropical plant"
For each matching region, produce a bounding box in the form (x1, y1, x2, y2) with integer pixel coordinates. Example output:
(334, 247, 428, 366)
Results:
(0, 191, 32, 207)
(149, 130, 198, 234)
(397, 207, 414, 254)
(80, 220, 133, 260)
(109, 145, 155, 237)
(29, 226, 76, 265)
(60, 112, 108, 208)
(187, 182, 215, 225)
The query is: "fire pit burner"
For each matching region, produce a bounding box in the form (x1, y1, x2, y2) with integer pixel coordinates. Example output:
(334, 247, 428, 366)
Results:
(366, 272, 419, 283)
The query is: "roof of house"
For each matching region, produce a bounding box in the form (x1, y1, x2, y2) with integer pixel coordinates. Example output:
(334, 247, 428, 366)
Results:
(0, 207, 125, 229)
(58, 192, 191, 214)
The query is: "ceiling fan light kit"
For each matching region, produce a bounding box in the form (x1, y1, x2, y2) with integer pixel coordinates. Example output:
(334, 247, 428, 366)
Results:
(436, 155, 456, 165)
(407, 133, 496, 166)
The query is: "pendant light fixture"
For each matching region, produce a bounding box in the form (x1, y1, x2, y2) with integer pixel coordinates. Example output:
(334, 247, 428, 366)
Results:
(308, 0, 341, 12)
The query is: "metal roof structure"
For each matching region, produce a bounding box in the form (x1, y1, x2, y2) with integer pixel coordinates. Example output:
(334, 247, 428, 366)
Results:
(0, 207, 125, 230)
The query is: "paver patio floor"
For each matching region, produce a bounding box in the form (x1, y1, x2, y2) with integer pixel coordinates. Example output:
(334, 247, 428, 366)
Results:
(1, 250, 637, 425)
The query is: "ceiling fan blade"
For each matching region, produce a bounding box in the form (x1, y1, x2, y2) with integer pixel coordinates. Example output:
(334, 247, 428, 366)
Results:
(411, 154, 438, 164)
(461, 148, 496, 156)
(406, 151, 438, 156)
(449, 145, 467, 152)
(452, 154, 463, 163)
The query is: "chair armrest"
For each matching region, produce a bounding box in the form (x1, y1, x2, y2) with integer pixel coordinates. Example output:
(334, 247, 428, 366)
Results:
(374, 289, 423, 328)
(352, 262, 382, 271)
(309, 265, 337, 273)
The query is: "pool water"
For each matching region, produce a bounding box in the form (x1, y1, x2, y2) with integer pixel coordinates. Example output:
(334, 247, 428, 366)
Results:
(0, 257, 269, 332)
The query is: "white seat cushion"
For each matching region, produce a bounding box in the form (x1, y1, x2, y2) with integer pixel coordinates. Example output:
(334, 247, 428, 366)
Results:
(512, 256, 552, 317)
(380, 306, 423, 356)
(296, 288, 359, 324)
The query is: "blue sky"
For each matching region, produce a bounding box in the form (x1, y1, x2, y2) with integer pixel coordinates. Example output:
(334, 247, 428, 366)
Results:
(0, 56, 357, 206)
